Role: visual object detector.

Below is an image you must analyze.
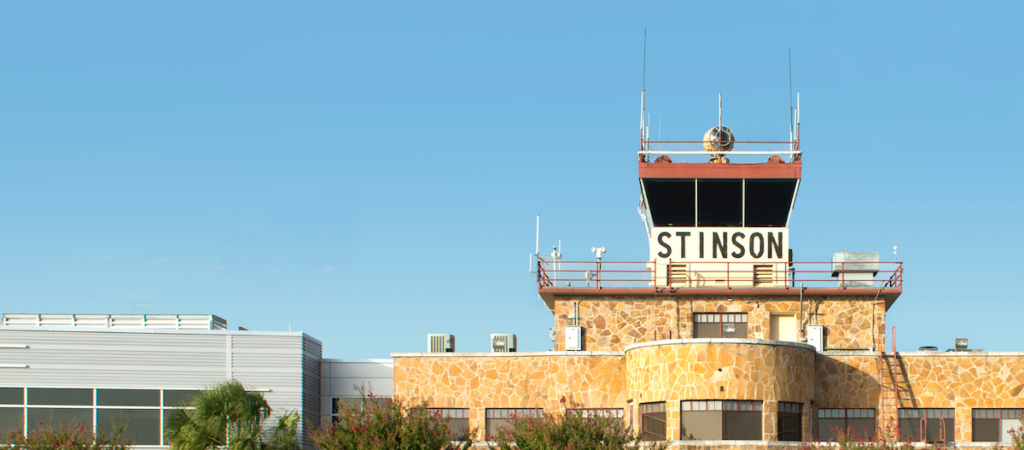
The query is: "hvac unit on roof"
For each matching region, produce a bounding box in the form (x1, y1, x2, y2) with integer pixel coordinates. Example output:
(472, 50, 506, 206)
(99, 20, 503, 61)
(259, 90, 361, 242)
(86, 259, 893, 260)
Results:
(427, 334, 455, 353)
(490, 334, 517, 353)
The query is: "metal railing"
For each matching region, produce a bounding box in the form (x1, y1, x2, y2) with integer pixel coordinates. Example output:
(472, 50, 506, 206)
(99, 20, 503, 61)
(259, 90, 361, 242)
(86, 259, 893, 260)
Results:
(537, 260, 902, 291)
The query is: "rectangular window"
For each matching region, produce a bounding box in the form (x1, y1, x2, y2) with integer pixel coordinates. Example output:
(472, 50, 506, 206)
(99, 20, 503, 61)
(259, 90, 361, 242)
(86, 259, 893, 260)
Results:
(640, 402, 666, 441)
(777, 402, 802, 441)
(428, 408, 470, 441)
(0, 388, 23, 405)
(898, 409, 954, 443)
(0, 407, 23, 434)
(485, 408, 541, 440)
(27, 408, 93, 431)
(818, 408, 875, 441)
(680, 400, 762, 440)
(97, 409, 161, 445)
(972, 409, 1022, 444)
(28, 388, 92, 406)
(697, 179, 743, 227)
(569, 408, 624, 419)
(693, 313, 748, 338)
(163, 390, 200, 408)
(97, 389, 160, 407)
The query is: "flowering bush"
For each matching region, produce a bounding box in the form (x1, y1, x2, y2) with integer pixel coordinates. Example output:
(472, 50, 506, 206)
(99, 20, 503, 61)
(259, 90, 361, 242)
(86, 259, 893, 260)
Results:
(309, 388, 471, 450)
(490, 396, 665, 450)
(1, 422, 132, 450)
(1009, 423, 1024, 450)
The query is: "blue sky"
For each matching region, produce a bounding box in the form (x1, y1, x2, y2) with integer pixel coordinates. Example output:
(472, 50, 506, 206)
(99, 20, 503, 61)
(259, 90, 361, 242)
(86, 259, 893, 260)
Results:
(0, 2, 1021, 359)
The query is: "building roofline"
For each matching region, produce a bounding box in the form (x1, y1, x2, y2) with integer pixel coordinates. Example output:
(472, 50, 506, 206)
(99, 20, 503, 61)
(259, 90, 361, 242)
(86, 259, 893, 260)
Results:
(0, 326, 322, 345)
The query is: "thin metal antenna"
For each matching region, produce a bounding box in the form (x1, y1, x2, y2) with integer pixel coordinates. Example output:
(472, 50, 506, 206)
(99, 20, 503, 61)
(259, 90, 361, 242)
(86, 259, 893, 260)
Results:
(643, 28, 646, 91)
(535, 215, 540, 256)
(640, 29, 647, 156)
(718, 92, 722, 130)
(789, 50, 794, 152)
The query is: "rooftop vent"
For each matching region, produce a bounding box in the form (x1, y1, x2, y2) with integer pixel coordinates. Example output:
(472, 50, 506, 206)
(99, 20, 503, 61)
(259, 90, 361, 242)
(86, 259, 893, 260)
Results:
(831, 252, 879, 287)
(0, 314, 227, 330)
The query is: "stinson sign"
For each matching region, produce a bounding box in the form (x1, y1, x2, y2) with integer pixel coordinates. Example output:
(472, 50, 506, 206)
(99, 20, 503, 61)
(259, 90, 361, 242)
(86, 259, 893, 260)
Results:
(648, 227, 789, 262)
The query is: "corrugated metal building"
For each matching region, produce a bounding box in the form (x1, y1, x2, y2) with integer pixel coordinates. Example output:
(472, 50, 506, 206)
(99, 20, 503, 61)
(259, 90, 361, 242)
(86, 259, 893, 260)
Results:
(0, 314, 326, 449)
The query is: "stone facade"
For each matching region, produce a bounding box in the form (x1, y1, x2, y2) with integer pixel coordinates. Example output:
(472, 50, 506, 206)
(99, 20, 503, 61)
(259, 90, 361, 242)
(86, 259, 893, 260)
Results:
(393, 294, 1024, 445)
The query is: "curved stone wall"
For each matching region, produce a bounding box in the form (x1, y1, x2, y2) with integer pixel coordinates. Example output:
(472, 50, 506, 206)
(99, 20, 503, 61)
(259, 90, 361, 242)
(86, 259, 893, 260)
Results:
(625, 339, 816, 441)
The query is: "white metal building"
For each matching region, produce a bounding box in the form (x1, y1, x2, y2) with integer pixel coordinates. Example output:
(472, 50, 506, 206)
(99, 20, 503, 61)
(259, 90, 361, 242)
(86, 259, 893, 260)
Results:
(0, 314, 324, 449)
(319, 359, 394, 424)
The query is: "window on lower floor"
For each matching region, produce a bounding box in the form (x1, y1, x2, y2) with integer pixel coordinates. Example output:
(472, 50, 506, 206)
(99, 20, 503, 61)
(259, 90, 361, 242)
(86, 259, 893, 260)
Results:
(485, 408, 541, 440)
(693, 313, 748, 338)
(777, 402, 802, 441)
(680, 400, 762, 440)
(568, 408, 623, 419)
(98, 409, 161, 445)
(0, 407, 21, 434)
(898, 409, 954, 443)
(27, 408, 93, 432)
(972, 409, 1022, 444)
(818, 408, 875, 441)
(427, 408, 470, 441)
(640, 402, 666, 441)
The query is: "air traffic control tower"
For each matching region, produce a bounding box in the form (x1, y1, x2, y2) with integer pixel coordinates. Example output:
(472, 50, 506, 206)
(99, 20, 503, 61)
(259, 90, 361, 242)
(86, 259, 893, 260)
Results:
(394, 93, 1024, 446)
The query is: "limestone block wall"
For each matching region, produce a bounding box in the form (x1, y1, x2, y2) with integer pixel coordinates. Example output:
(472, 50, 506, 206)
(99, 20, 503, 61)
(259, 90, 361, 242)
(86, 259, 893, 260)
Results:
(551, 296, 884, 352)
(625, 340, 816, 441)
(392, 352, 627, 441)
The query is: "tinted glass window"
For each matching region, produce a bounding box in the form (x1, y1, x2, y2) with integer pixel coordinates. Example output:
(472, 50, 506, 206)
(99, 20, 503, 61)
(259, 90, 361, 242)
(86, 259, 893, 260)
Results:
(698, 180, 742, 227)
(0, 388, 22, 405)
(723, 410, 761, 440)
(643, 179, 696, 227)
(28, 408, 92, 431)
(973, 419, 999, 442)
(28, 388, 92, 406)
(680, 410, 720, 440)
(778, 411, 801, 441)
(744, 179, 797, 227)
(163, 390, 200, 407)
(0, 407, 22, 434)
(97, 409, 161, 445)
(97, 389, 159, 407)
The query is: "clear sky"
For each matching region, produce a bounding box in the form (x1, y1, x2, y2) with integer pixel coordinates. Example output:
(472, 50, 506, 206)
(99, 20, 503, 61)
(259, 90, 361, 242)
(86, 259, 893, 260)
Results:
(1, 2, 1021, 359)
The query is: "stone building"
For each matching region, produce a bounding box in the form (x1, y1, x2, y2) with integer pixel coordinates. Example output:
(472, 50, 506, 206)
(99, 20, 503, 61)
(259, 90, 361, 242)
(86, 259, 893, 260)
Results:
(392, 110, 1024, 446)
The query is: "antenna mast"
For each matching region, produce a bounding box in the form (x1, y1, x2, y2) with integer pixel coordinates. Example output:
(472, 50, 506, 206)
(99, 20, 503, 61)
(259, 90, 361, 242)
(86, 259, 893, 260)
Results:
(789, 50, 794, 155)
(640, 28, 647, 158)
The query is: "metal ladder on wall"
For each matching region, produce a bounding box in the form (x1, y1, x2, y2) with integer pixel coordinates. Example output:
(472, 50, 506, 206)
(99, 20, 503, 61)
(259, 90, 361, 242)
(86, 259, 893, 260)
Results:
(879, 326, 911, 430)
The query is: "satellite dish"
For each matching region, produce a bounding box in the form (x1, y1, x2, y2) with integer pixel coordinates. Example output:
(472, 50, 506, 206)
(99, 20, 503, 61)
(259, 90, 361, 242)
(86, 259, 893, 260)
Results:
(703, 126, 735, 153)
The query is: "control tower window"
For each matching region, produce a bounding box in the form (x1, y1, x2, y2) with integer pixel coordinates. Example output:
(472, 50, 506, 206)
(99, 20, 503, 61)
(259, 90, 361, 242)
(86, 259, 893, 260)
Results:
(643, 179, 696, 227)
(697, 180, 742, 227)
(745, 180, 797, 227)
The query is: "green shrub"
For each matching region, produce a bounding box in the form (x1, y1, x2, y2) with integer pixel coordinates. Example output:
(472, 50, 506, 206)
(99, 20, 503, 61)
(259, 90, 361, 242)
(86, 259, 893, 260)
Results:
(1, 422, 132, 450)
(164, 380, 298, 450)
(309, 388, 471, 450)
(490, 396, 664, 450)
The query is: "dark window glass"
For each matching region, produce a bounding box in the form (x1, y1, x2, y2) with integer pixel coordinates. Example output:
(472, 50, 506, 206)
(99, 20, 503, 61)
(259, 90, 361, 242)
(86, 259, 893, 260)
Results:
(0, 388, 23, 405)
(98, 409, 160, 446)
(693, 313, 748, 338)
(898, 409, 953, 443)
(643, 179, 696, 227)
(777, 402, 802, 441)
(0, 407, 23, 434)
(97, 389, 159, 407)
(485, 409, 541, 440)
(723, 411, 762, 440)
(818, 409, 875, 441)
(973, 419, 999, 442)
(27, 408, 92, 431)
(697, 179, 742, 227)
(744, 179, 797, 227)
(163, 390, 200, 407)
(28, 388, 92, 406)
(640, 402, 666, 441)
(428, 408, 470, 441)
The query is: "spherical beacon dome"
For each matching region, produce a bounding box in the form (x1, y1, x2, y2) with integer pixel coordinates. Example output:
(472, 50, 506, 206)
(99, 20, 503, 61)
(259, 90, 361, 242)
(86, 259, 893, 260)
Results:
(703, 125, 735, 153)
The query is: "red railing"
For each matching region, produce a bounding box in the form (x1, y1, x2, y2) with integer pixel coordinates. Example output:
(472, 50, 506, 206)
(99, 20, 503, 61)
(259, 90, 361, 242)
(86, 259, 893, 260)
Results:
(536, 259, 902, 291)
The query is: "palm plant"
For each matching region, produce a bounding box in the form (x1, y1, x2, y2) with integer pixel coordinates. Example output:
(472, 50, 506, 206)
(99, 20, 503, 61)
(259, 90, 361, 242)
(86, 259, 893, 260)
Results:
(164, 380, 299, 450)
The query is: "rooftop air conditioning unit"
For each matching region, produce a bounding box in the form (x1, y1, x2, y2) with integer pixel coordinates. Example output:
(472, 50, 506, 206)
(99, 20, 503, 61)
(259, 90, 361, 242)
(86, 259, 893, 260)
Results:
(491, 334, 517, 353)
(831, 252, 879, 288)
(427, 334, 455, 353)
